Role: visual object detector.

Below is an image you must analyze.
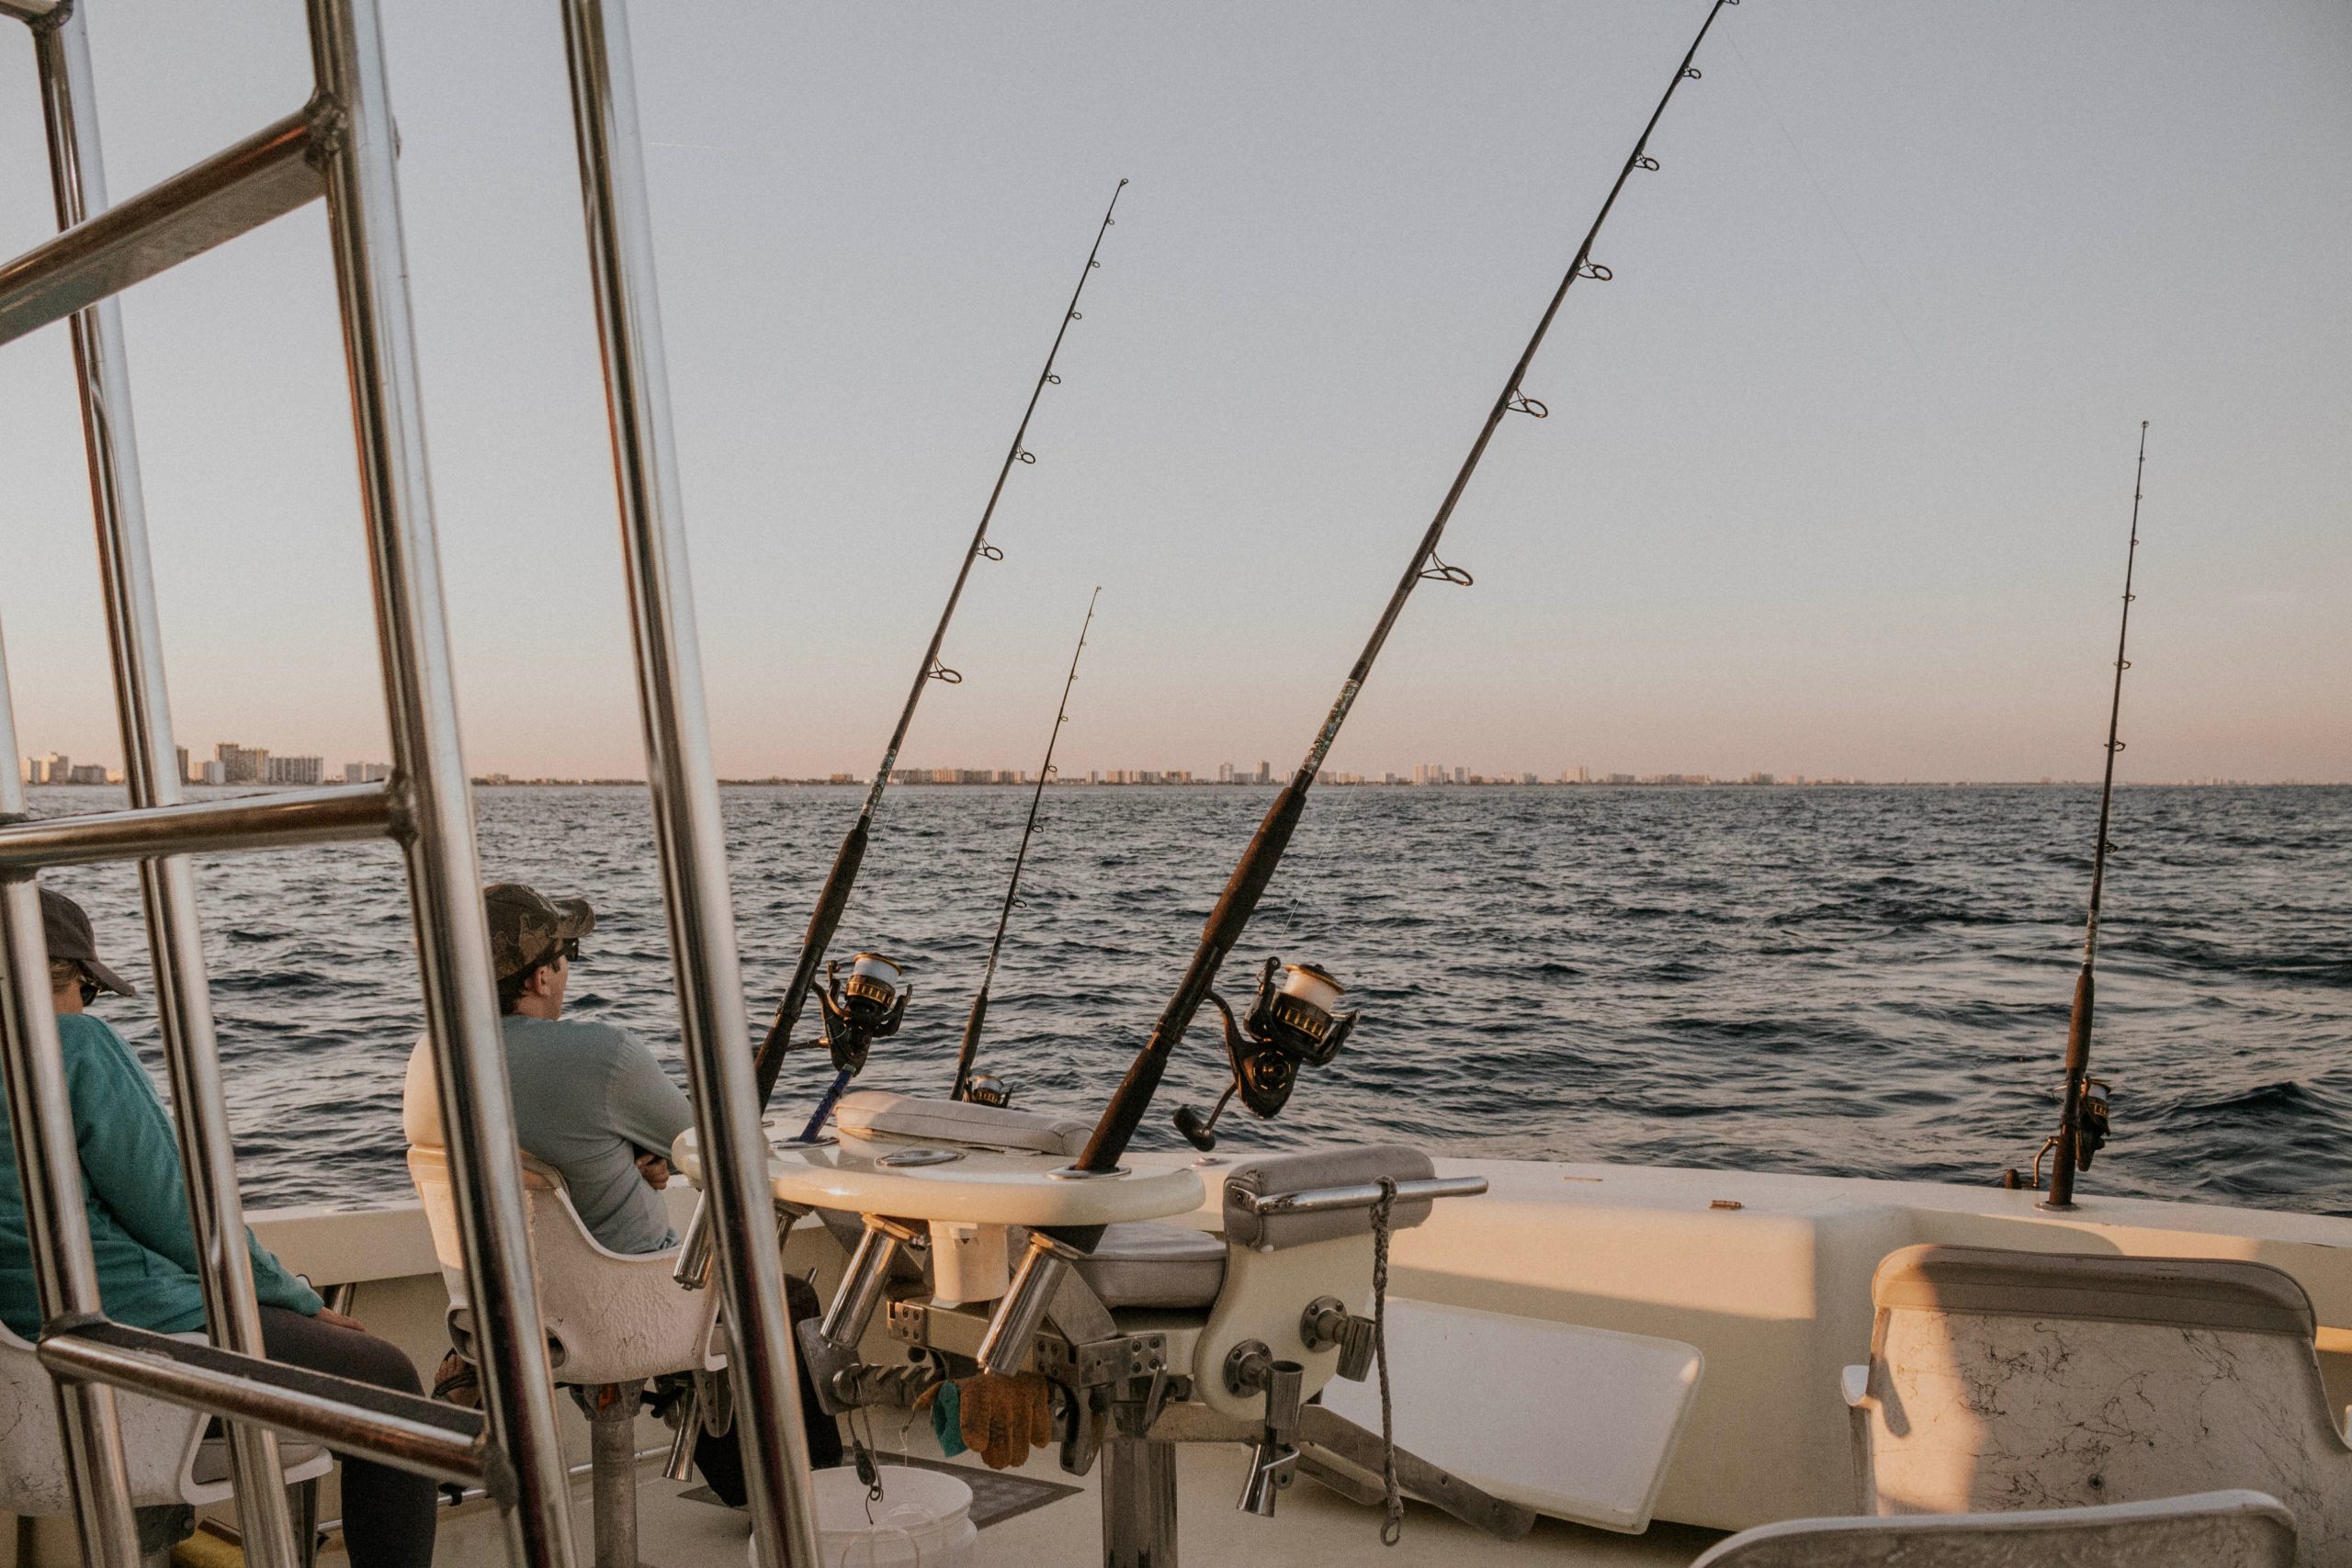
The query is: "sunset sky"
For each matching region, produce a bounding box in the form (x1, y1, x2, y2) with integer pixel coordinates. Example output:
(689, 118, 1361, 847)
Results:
(4, 0, 2346, 784)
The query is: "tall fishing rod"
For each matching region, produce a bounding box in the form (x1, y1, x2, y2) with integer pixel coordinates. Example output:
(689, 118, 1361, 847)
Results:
(751, 177, 1128, 1118)
(673, 180, 1128, 1288)
(1067, 0, 1738, 1187)
(2038, 420, 2149, 1211)
(950, 588, 1101, 1104)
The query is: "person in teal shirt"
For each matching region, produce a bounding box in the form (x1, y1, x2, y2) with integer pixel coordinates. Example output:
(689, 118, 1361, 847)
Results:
(4, 888, 435, 1567)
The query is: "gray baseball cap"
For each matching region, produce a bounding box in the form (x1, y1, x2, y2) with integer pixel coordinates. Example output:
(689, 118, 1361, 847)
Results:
(40, 888, 136, 998)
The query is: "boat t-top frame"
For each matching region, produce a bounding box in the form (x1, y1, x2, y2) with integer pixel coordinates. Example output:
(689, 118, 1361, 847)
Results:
(0, 2, 821, 1563)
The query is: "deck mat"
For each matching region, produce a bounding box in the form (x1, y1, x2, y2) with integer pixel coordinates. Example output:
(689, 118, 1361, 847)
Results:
(680, 1454, 1080, 1530)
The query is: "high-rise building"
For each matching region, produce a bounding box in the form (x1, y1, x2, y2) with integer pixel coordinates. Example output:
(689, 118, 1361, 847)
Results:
(176, 745, 190, 785)
(266, 755, 324, 785)
(1253, 761, 1271, 784)
(214, 742, 266, 784)
(1216, 762, 1234, 784)
(37, 752, 70, 784)
(344, 761, 393, 784)
(200, 761, 227, 785)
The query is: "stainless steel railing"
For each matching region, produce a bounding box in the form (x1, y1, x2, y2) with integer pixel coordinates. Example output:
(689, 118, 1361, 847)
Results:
(554, 1, 820, 1562)
(0, 2, 819, 1563)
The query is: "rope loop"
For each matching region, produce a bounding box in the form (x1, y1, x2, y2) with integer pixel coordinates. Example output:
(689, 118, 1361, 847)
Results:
(1372, 1176, 1403, 1546)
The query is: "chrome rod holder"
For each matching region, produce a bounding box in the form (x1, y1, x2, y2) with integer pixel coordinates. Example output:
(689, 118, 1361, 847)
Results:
(976, 1234, 1072, 1376)
(817, 1221, 910, 1351)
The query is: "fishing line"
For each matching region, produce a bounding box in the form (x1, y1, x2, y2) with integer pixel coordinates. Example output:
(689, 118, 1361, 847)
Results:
(950, 587, 1102, 1103)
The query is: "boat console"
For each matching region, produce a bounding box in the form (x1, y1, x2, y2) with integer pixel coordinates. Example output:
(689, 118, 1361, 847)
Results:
(673, 1089, 1527, 1565)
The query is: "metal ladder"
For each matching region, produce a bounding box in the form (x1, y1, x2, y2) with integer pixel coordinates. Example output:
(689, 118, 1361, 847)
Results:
(0, 2, 821, 1563)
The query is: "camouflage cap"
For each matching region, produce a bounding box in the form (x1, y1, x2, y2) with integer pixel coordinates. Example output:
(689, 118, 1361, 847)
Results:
(482, 883, 595, 981)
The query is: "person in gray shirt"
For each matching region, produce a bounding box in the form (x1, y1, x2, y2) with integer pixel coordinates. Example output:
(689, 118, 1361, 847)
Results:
(401, 883, 689, 1255)
(406, 881, 840, 1496)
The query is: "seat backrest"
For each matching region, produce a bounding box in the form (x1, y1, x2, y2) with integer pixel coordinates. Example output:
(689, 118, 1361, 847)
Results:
(832, 1089, 1091, 1156)
(1188, 1145, 1439, 1424)
(0, 1320, 209, 1515)
(1855, 1246, 2352, 1568)
(406, 1144, 718, 1388)
(1692, 1488, 2296, 1568)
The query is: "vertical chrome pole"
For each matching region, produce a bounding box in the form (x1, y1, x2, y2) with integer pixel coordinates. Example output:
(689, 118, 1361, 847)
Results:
(301, 1, 578, 1562)
(30, 15, 299, 1561)
(556, 3, 820, 1561)
(0, 629, 142, 1565)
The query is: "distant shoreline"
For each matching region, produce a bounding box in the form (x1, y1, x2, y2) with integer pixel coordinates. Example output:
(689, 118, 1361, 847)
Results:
(22, 779, 2341, 792)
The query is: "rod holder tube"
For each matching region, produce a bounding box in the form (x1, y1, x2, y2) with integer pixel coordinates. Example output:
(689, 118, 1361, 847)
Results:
(817, 1226, 903, 1351)
(976, 1239, 1070, 1376)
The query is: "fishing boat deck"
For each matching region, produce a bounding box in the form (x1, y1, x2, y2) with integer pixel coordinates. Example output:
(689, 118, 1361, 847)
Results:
(406, 1437, 1724, 1568)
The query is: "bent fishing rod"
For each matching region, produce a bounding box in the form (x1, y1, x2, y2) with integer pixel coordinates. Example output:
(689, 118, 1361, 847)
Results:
(2036, 420, 2149, 1212)
(673, 179, 1128, 1283)
(753, 176, 1127, 1116)
(951, 588, 1101, 1104)
(1064, 0, 1739, 1198)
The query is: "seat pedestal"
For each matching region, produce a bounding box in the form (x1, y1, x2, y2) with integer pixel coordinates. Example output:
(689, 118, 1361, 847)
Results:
(1102, 1436, 1179, 1567)
(573, 1382, 643, 1568)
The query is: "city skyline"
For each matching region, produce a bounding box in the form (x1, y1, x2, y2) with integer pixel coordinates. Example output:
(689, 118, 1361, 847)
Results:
(18, 739, 2312, 794)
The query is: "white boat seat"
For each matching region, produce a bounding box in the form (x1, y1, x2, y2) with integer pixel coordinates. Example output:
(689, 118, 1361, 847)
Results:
(190, 1436, 328, 1487)
(1, 1321, 334, 1517)
(1691, 1488, 2297, 1568)
(1065, 1222, 1227, 1310)
(1845, 1246, 2352, 1568)
(407, 1145, 720, 1389)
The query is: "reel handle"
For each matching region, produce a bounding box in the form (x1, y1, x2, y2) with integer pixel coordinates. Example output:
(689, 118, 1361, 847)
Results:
(1175, 1083, 1237, 1152)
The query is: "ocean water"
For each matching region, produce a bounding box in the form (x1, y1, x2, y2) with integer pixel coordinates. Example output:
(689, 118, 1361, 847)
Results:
(18, 783, 2352, 1217)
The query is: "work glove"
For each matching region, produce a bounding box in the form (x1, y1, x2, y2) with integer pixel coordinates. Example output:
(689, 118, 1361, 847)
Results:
(956, 1371, 1055, 1470)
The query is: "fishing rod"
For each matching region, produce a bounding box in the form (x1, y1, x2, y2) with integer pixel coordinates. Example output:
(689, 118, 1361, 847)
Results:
(1064, 0, 1739, 1193)
(754, 176, 1127, 1123)
(673, 180, 1128, 1285)
(2034, 420, 2149, 1212)
(950, 587, 1101, 1105)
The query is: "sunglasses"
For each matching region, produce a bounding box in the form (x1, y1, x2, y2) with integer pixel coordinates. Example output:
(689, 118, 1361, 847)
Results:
(558, 937, 582, 964)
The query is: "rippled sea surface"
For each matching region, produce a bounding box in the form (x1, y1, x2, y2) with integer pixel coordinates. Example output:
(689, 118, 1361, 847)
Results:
(22, 784, 2352, 1216)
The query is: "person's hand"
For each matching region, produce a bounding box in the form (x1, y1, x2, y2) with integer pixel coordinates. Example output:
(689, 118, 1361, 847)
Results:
(636, 1152, 673, 1190)
(315, 1307, 367, 1334)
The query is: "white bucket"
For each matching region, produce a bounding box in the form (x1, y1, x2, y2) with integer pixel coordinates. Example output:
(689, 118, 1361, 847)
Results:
(752, 1465, 978, 1568)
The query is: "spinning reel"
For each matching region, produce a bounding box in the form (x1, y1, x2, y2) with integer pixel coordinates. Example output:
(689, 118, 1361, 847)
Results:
(1174, 958, 1358, 1151)
(815, 953, 910, 1075)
